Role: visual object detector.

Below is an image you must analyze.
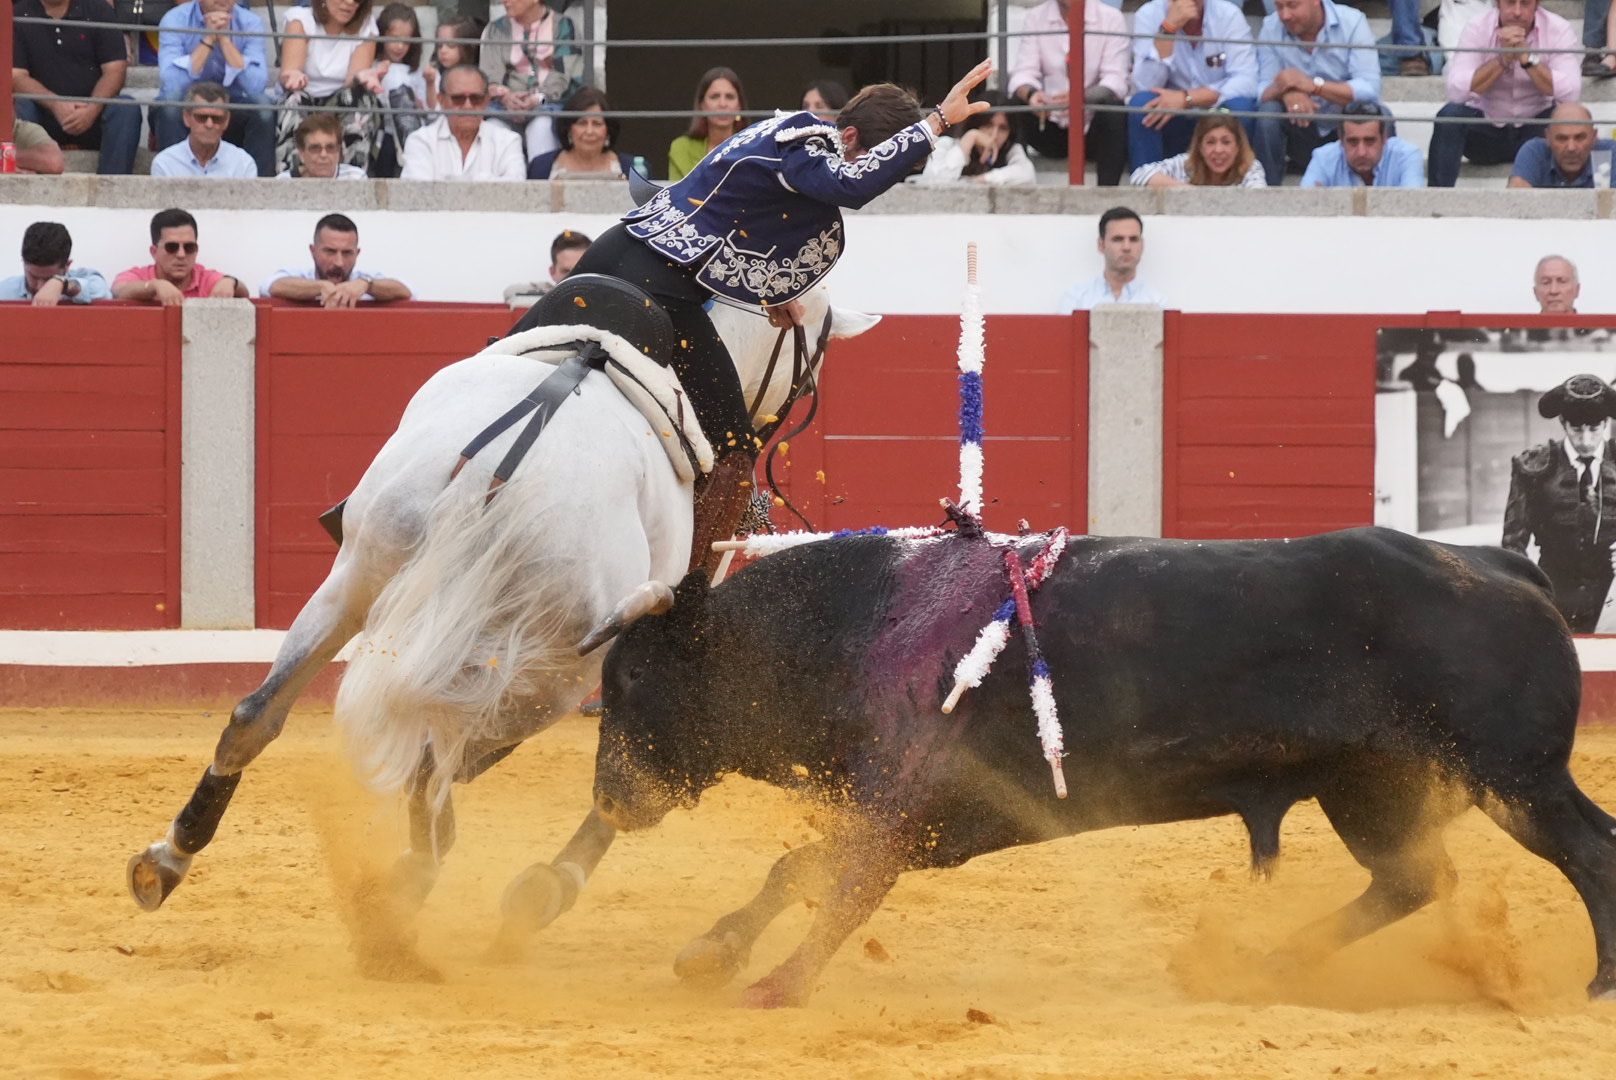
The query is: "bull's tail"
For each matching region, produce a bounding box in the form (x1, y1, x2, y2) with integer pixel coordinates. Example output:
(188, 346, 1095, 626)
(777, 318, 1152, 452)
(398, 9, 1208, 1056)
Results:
(335, 475, 582, 813)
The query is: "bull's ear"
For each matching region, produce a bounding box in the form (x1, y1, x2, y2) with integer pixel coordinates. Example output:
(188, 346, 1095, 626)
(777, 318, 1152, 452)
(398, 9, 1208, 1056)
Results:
(828, 307, 881, 340)
(673, 569, 712, 608)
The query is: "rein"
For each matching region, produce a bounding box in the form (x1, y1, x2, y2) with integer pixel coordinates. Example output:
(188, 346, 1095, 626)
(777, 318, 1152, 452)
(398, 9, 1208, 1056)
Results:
(749, 308, 833, 532)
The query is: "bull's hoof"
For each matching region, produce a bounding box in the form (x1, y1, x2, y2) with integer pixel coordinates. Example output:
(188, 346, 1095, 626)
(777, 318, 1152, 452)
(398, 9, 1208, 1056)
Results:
(1589, 973, 1616, 1001)
(674, 932, 749, 989)
(738, 973, 809, 1009)
(126, 840, 193, 912)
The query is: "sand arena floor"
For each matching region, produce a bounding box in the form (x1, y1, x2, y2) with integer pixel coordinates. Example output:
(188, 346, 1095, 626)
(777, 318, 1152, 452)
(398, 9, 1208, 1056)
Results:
(5, 706, 1616, 1079)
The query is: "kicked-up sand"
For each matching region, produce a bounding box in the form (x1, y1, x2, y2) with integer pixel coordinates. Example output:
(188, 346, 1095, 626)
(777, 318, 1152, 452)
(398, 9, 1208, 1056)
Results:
(4, 706, 1616, 1079)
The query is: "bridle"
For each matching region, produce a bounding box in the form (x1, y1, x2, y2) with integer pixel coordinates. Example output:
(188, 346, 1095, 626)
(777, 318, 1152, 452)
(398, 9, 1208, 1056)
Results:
(748, 308, 834, 531)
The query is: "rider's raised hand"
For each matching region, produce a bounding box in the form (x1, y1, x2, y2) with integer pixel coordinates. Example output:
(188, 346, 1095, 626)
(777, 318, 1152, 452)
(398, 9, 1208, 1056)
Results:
(935, 60, 994, 130)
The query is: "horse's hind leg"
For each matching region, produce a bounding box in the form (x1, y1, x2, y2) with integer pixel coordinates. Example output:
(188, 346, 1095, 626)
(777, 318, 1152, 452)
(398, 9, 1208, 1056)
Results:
(1481, 774, 1616, 999)
(1272, 767, 1463, 967)
(127, 564, 367, 911)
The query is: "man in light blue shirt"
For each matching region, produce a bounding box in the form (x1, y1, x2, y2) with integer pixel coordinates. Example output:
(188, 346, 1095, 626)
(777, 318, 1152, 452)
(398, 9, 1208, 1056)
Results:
(1255, 0, 1382, 185)
(0, 222, 111, 306)
(1300, 102, 1425, 187)
(151, 82, 260, 179)
(151, 0, 273, 176)
(1059, 207, 1167, 313)
(1127, 0, 1260, 170)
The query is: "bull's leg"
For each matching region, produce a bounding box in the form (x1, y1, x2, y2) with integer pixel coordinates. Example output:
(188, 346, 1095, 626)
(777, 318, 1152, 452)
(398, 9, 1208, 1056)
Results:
(740, 843, 902, 1009)
(672, 841, 836, 989)
(488, 808, 618, 959)
(1481, 775, 1616, 999)
(127, 566, 366, 911)
(1271, 774, 1460, 968)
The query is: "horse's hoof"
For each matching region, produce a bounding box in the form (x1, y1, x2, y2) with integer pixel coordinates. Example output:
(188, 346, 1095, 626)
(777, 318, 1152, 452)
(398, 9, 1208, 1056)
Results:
(127, 841, 192, 912)
(499, 862, 579, 936)
(674, 932, 748, 989)
(738, 974, 807, 1009)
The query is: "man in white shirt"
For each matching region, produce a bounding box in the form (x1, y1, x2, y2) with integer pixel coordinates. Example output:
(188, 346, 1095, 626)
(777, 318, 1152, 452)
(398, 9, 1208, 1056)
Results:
(401, 65, 526, 181)
(260, 214, 413, 307)
(149, 81, 258, 178)
(1059, 207, 1167, 312)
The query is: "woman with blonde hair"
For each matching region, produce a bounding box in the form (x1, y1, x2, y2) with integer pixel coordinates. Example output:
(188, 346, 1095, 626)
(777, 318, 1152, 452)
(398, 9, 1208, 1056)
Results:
(1130, 113, 1267, 188)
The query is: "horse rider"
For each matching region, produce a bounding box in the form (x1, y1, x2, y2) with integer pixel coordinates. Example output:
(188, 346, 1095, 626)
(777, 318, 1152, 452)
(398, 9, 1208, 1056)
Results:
(514, 59, 995, 575)
(1504, 373, 1616, 632)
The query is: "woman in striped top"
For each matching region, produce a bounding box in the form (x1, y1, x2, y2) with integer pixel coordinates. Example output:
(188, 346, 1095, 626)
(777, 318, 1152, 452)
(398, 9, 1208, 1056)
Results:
(1130, 113, 1267, 188)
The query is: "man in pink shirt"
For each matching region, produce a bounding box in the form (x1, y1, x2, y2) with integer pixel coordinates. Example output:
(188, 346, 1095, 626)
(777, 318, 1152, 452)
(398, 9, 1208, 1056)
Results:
(111, 208, 249, 305)
(1427, 0, 1580, 186)
(1008, 0, 1131, 185)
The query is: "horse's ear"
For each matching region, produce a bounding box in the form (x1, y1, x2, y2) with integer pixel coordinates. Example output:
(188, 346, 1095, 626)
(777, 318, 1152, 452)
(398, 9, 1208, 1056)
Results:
(829, 307, 881, 340)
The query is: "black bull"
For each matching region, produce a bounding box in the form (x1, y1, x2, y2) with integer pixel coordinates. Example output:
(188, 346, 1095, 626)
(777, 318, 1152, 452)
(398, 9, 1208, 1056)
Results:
(590, 526, 1616, 1008)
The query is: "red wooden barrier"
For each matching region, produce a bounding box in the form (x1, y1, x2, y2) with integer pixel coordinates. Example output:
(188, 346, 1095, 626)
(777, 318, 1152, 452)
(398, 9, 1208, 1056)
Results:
(254, 311, 1089, 627)
(0, 306, 182, 628)
(255, 303, 514, 627)
(767, 314, 1089, 536)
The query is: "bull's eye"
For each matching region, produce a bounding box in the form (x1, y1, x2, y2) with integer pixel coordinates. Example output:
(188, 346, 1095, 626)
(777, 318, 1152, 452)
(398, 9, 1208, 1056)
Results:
(627, 666, 645, 683)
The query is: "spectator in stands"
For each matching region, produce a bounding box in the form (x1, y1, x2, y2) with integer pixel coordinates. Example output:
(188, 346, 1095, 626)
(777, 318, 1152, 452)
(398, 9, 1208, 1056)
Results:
(1585, 0, 1615, 79)
(261, 214, 413, 306)
(10, 120, 65, 175)
(401, 66, 526, 180)
(1300, 101, 1425, 187)
(802, 80, 849, 121)
(274, 0, 384, 175)
(277, 113, 369, 178)
(1427, 0, 1580, 188)
(1258, 0, 1430, 76)
(0, 222, 110, 306)
(1126, 0, 1258, 173)
(434, 15, 481, 75)
(668, 67, 747, 181)
(1509, 103, 1616, 187)
(366, 3, 435, 178)
(1254, 0, 1382, 184)
(918, 93, 1037, 184)
(11, 0, 141, 175)
(1008, 0, 1130, 186)
(502, 228, 592, 306)
(1059, 207, 1166, 312)
(527, 87, 635, 179)
(1534, 255, 1581, 313)
(150, 83, 260, 178)
(111, 209, 249, 304)
(482, 0, 586, 162)
(1131, 112, 1267, 186)
(151, 0, 275, 177)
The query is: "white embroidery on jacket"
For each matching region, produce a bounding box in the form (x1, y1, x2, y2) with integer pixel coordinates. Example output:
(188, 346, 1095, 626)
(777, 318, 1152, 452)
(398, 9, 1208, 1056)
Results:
(699, 226, 843, 301)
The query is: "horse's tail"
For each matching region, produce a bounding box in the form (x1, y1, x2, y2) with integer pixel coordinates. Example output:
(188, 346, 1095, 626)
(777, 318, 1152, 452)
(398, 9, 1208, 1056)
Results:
(335, 473, 583, 812)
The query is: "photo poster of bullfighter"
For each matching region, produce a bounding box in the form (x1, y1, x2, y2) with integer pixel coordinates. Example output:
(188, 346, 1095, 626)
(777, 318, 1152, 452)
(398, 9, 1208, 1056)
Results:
(1375, 326, 1616, 635)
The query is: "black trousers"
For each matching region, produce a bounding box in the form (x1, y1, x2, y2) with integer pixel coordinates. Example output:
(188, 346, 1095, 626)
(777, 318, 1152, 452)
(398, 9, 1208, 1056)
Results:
(571, 224, 754, 455)
(1019, 88, 1127, 186)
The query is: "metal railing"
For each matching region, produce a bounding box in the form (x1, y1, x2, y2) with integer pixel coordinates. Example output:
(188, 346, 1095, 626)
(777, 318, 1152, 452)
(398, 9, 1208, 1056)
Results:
(3, 9, 1610, 182)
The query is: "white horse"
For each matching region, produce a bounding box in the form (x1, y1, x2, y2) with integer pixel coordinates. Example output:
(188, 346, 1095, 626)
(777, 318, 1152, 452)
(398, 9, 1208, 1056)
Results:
(128, 287, 879, 955)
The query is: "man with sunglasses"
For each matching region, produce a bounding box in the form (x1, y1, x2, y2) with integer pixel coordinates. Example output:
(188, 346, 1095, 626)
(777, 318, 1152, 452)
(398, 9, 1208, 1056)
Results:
(400, 65, 525, 181)
(150, 82, 259, 179)
(111, 209, 248, 305)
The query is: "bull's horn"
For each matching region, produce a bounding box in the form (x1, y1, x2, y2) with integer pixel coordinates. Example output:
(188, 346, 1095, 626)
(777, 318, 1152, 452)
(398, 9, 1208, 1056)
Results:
(576, 581, 676, 655)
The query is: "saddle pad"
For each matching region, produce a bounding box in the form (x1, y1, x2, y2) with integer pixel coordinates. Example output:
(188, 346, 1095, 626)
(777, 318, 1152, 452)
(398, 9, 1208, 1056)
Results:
(479, 324, 714, 483)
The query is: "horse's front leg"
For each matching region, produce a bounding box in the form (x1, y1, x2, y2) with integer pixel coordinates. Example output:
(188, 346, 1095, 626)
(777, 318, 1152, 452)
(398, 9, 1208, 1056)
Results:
(127, 564, 366, 911)
(489, 807, 617, 957)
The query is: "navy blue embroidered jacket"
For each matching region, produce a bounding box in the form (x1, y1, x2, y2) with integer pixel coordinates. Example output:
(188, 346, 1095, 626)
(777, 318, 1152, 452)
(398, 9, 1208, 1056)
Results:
(623, 110, 937, 308)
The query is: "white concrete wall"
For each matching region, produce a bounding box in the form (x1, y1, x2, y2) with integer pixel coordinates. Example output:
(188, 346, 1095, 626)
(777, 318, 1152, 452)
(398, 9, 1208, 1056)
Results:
(2, 185, 1613, 316)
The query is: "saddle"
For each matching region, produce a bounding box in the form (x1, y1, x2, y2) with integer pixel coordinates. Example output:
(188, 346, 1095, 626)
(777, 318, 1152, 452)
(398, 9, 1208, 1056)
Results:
(507, 273, 678, 364)
(315, 276, 707, 547)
